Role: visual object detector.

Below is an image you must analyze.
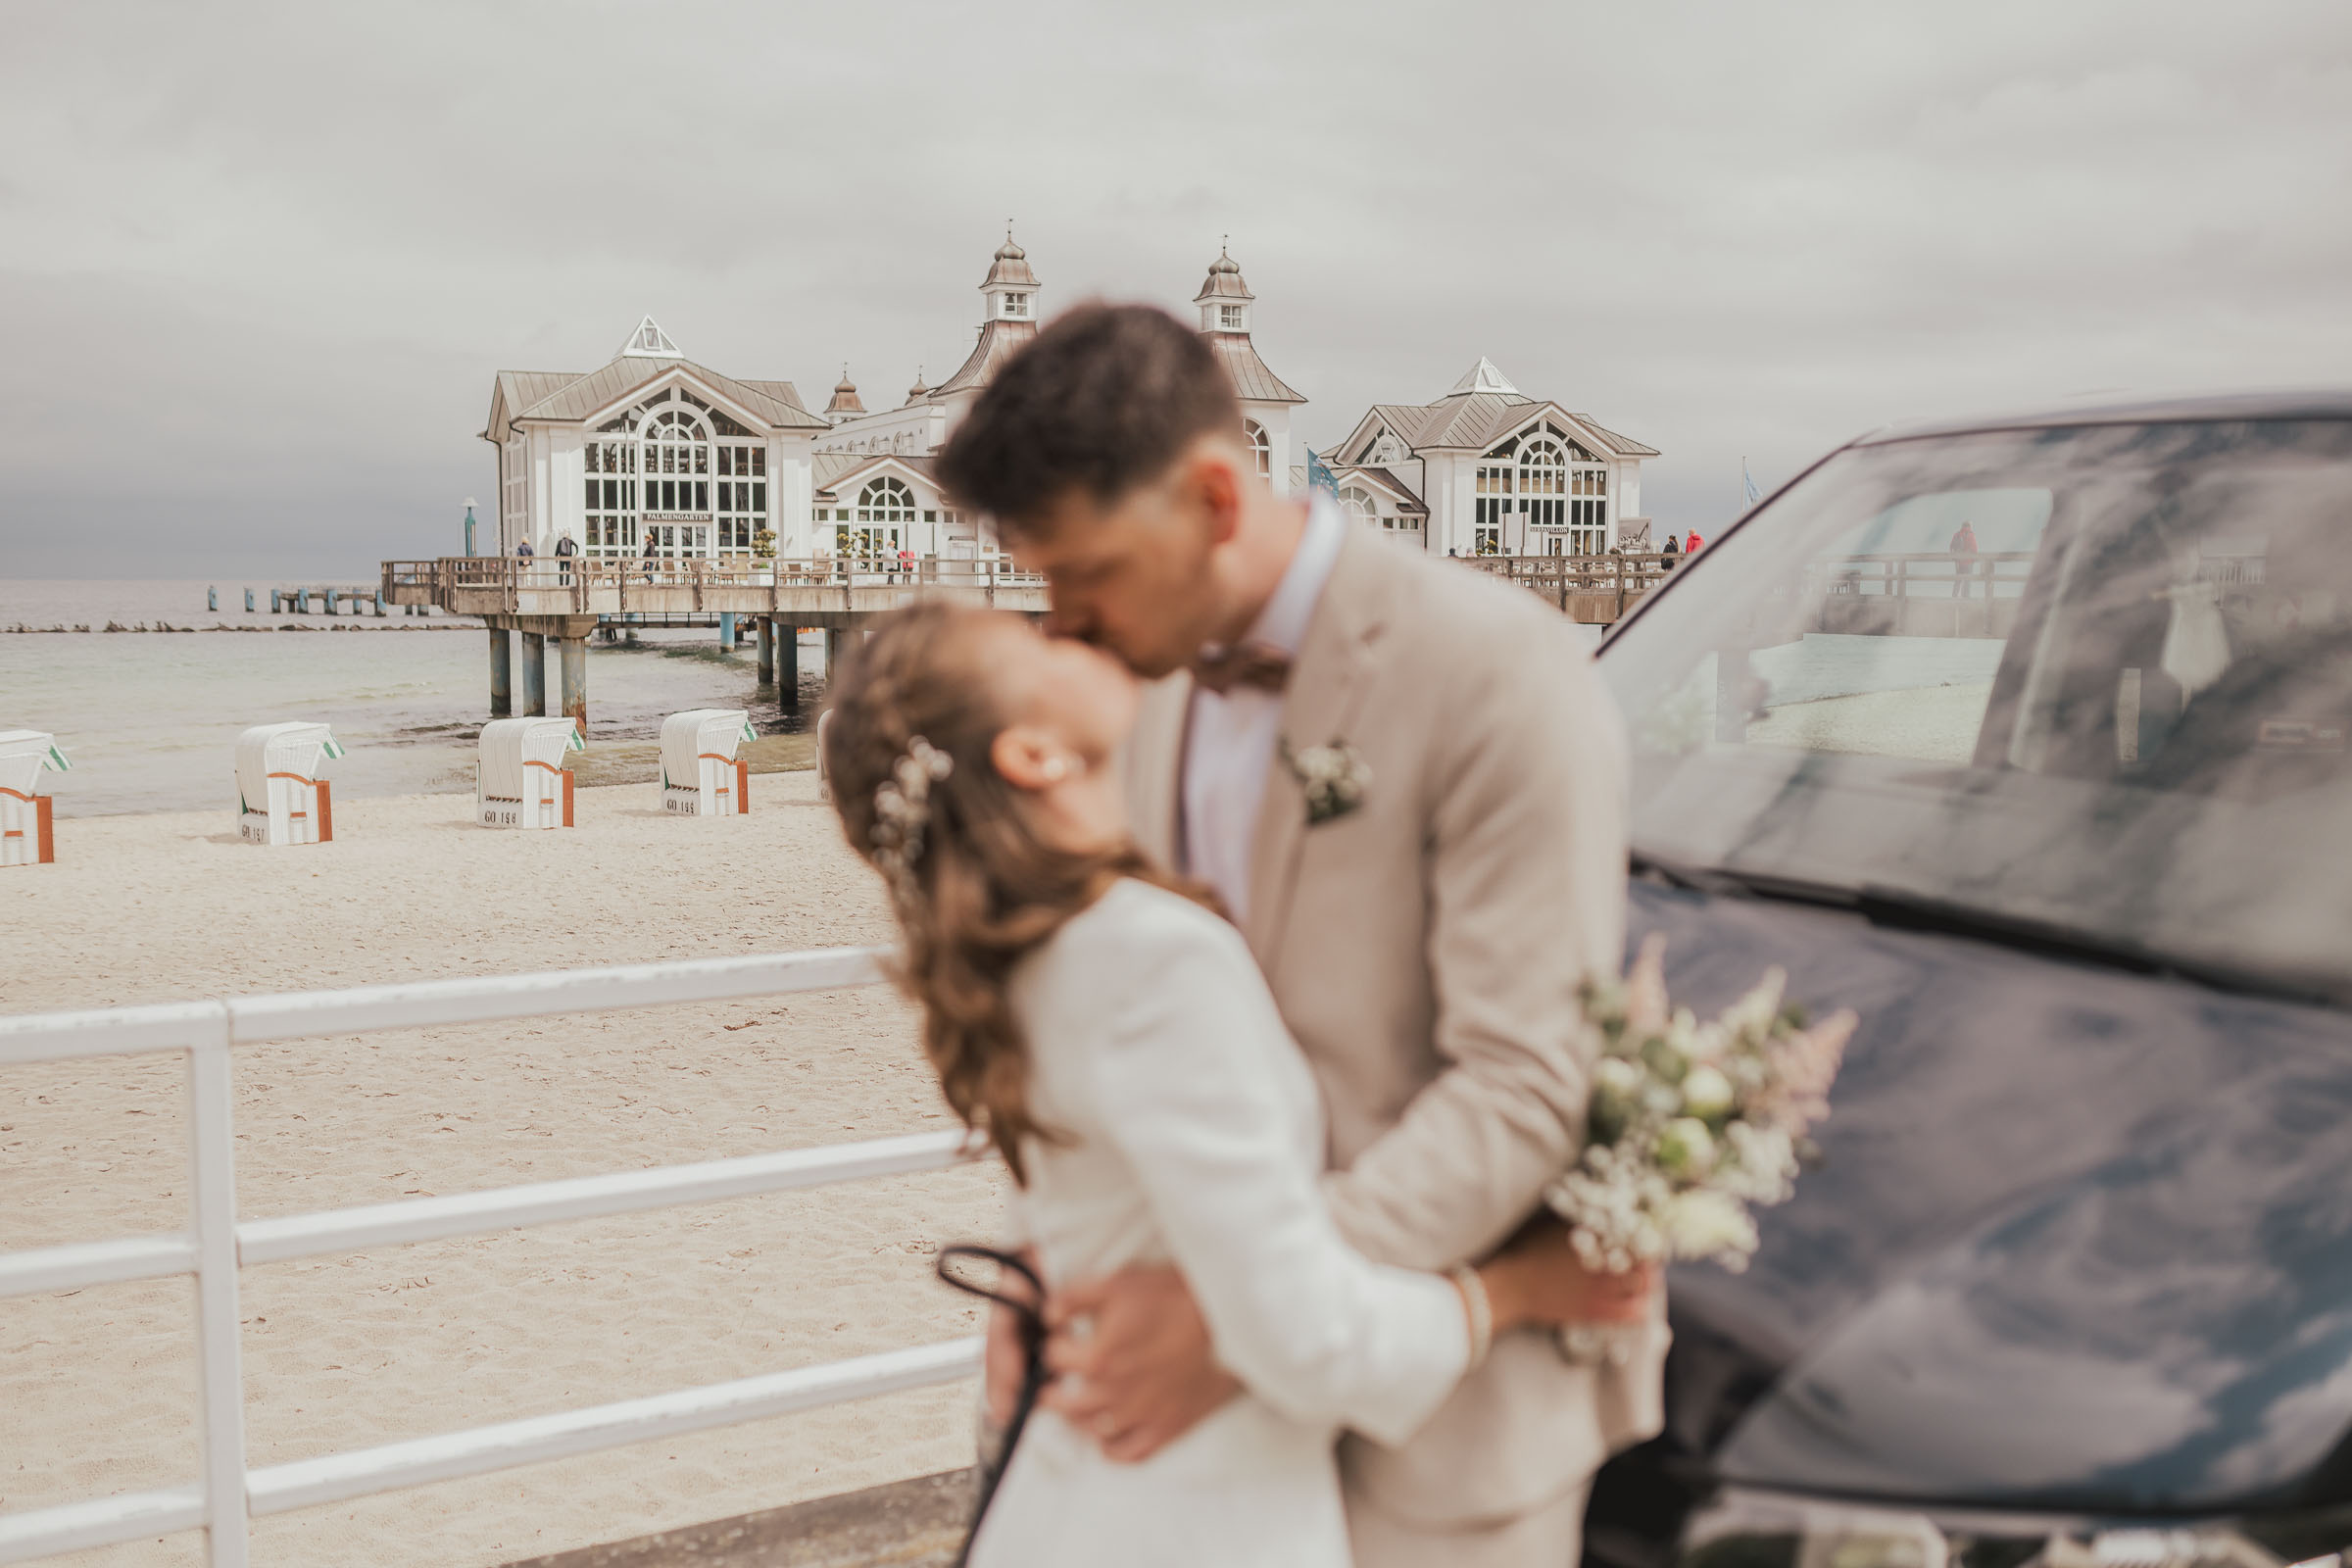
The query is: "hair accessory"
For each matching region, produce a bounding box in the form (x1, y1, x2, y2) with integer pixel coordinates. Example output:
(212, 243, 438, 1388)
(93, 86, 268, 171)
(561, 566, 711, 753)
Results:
(871, 735, 955, 906)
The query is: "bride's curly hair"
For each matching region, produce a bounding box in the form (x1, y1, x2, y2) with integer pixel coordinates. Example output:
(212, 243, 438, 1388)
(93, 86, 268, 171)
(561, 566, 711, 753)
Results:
(823, 601, 1210, 1183)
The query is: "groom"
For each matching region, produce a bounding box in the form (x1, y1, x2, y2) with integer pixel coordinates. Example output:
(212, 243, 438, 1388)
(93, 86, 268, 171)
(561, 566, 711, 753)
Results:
(935, 305, 1664, 1566)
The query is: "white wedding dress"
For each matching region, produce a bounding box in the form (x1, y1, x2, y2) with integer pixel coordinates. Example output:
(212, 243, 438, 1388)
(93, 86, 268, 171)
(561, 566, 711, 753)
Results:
(966, 878, 1470, 1568)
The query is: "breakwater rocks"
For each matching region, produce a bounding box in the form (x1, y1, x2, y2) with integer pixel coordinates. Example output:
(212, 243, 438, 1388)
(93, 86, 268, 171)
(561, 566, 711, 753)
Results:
(5, 621, 474, 633)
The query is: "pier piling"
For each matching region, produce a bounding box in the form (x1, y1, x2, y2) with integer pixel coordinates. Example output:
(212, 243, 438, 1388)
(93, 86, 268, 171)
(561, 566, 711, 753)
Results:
(560, 637, 588, 733)
(779, 625, 801, 710)
(245, 588, 256, 612)
(521, 633, 548, 716)
(489, 629, 513, 716)
(208, 586, 219, 612)
(719, 612, 737, 650)
(756, 616, 774, 685)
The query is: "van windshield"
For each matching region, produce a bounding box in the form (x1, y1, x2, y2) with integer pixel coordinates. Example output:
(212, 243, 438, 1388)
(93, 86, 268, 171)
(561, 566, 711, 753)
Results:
(1597, 418, 2352, 1005)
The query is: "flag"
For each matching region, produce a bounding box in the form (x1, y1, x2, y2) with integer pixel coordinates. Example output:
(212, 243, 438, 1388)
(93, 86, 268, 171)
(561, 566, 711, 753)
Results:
(1306, 448, 1338, 499)
(1742, 460, 1762, 511)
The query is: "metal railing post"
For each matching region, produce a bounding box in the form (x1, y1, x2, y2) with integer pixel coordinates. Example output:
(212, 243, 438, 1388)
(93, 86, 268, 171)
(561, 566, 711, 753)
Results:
(186, 1009, 250, 1568)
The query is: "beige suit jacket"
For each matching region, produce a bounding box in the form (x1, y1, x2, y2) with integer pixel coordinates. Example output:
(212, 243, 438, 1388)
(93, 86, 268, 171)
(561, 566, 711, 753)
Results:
(1124, 526, 1666, 1528)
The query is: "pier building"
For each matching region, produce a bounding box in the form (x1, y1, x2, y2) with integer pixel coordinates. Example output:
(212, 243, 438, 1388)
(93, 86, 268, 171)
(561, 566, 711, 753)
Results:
(437, 232, 1663, 732)
(480, 236, 1312, 567)
(1314, 358, 1659, 558)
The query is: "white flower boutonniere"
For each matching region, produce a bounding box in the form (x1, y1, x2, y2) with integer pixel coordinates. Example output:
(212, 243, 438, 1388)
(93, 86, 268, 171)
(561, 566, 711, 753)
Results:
(1281, 738, 1371, 826)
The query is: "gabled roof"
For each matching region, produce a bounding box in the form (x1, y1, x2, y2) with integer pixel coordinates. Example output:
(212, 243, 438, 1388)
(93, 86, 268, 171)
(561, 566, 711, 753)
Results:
(933, 317, 1038, 397)
(498, 357, 829, 434)
(1209, 334, 1305, 405)
(737, 379, 811, 414)
(811, 452, 940, 503)
(1329, 465, 1427, 513)
(1336, 394, 1658, 464)
(1568, 415, 1660, 458)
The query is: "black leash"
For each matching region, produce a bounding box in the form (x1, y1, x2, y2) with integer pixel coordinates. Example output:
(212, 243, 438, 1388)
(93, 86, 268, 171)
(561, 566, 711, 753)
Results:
(935, 1244, 1048, 1568)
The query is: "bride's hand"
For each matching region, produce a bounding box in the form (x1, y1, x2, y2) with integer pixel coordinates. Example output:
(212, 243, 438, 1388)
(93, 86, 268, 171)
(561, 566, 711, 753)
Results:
(1472, 1215, 1656, 1336)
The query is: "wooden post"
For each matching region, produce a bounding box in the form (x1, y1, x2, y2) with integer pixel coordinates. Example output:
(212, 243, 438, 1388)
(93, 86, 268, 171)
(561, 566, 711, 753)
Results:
(521, 632, 547, 716)
(757, 615, 775, 685)
(316, 780, 333, 843)
(560, 636, 588, 733)
(562, 768, 576, 827)
(488, 628, 512, 716)
(36, 795, 55, 864)
(735, 757, 750, 814)
(779, 624, 801, 710)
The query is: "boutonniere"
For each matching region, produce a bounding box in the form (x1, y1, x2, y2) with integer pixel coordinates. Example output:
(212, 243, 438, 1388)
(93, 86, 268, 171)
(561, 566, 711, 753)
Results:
(1281, 738, 1371, 826)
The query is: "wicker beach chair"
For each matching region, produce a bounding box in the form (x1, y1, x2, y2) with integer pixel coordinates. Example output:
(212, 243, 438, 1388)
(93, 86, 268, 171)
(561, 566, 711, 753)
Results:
(660, 709, 756, 817)
(235, 722, 343, 847)
(475, 717, 582, 829)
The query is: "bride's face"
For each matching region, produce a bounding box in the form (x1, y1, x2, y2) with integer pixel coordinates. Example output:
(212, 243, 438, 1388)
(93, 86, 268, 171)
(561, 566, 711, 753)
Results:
(987, 613, 1141, 772)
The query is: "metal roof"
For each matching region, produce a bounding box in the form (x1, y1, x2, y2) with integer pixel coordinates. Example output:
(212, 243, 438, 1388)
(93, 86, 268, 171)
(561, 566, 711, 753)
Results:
(1855, 387, 2352, 445)
(824, 370, 865, 417)
(933, 318, 1038, 396)
(1330, 465, 1428, 513)
(1570, 415, 1660, 457)
(811, 452, 939, 502)
(1194, 248, 1254, 304)
(1208, 334, 1305, 404)
(504, 357, 829, 432)
(984, 237, 1039, 289)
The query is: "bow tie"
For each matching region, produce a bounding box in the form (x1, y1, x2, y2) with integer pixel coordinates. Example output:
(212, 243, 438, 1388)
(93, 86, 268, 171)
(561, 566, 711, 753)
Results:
(1191, 640, 1292, 696)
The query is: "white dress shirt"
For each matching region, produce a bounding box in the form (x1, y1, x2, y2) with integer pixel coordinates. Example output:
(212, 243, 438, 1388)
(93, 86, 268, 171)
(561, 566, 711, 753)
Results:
(1181, 495, 1347, 923)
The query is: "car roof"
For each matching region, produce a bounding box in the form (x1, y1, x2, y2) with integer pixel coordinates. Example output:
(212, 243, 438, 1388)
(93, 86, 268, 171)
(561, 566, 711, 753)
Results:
(1854, 387, 2352, 446)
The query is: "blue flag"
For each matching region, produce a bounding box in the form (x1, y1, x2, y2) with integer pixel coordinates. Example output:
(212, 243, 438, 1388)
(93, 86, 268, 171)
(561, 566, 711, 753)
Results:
(1306, 448, 1338, 499)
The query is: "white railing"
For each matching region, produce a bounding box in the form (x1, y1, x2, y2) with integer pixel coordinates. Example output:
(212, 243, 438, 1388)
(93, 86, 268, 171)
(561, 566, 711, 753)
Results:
(0, 950, 987, 1567)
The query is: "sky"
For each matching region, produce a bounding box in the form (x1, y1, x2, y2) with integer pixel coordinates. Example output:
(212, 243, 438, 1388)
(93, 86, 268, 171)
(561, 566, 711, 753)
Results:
(2, 0, 2348, 578)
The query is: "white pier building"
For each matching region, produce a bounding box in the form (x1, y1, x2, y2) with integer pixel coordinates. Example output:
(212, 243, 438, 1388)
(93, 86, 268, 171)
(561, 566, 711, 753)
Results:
(478, 234, 1654, 565)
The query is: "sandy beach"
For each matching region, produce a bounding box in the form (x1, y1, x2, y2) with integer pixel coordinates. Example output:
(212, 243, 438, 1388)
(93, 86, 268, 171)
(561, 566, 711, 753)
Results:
(1, 773, 1004, 1567)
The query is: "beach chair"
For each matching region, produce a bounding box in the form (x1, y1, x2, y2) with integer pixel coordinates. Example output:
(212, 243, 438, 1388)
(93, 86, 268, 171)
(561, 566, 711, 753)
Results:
(476, 716, 581, 829)
(235, 722, 344, 847)
(0, 730, 70, 866)
(661, 709, 756, 816)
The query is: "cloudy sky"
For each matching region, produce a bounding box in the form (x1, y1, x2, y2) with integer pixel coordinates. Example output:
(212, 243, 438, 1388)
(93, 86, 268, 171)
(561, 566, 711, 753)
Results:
(4, 0, 2348, 577)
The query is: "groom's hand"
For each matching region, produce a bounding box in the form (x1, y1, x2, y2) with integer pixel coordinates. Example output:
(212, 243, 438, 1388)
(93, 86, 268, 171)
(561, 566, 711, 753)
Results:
(1039, 1264, 1239, 1463)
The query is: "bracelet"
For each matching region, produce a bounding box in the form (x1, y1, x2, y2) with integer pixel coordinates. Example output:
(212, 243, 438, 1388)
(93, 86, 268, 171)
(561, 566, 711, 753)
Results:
(1447, 1264, 1494, 1368)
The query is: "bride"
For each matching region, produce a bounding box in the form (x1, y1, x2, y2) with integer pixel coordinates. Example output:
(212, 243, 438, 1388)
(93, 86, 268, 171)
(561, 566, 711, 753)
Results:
(823, 601, 1637, 1567)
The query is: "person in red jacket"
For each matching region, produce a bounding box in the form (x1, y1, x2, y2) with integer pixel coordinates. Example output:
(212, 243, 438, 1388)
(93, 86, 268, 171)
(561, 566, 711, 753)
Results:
(1685, 529, 1704, 555)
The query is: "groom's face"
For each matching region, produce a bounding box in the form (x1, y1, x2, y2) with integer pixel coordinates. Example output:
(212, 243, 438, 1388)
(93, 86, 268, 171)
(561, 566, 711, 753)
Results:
(1009, 446, 1238, 681)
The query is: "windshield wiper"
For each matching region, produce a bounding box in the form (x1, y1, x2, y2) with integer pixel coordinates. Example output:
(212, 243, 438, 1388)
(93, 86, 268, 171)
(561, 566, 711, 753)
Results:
(1629, 850, 2345, 1009)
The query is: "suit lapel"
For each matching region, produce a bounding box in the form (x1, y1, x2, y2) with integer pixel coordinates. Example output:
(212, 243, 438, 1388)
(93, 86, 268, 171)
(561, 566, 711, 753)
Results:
(1243, 530, 1396, 966)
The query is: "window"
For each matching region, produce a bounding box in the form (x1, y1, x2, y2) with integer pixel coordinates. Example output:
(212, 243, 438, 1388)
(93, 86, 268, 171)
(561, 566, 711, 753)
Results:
(1339, 484, 1380, 527)
(642, 409, 710, 511)
(714, 444, 767, 553)
(583, 438, 638, 556)
(503, 434, 528, 539)
(1245, 419, 1270, 479)
(1004, 292, 1030, 318)
(840, 475, 915, 559)
(1220, 304, 1245, 330)
(1476, 464, 1515, 546)
(1602, 416, 2352, 999)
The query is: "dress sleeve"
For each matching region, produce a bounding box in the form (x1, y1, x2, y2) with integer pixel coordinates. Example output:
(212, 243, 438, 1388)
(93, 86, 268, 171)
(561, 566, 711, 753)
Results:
(1080, 900, 1471, 1447)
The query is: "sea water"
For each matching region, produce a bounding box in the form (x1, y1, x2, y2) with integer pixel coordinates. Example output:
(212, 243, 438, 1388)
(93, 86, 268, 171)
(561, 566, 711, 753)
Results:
(1, 581, 810, 817)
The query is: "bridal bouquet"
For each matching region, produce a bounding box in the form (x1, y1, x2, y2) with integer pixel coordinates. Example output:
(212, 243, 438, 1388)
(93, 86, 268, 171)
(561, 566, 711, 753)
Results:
(1544, 936, 1857, 1278)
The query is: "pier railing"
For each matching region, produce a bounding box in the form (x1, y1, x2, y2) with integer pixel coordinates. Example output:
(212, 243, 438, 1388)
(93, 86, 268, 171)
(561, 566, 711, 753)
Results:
(0, 952, 985, 1567)
(382, 556, 1049, 620)
(1459, 551, 1678, 620)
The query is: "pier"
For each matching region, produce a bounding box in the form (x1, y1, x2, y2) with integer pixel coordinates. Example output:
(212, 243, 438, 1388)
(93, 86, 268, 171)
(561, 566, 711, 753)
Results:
(380, 551, 1694, 731)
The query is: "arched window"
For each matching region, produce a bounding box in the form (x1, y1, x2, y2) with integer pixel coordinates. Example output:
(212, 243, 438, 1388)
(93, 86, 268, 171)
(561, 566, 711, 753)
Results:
(1339, 484, 1380, 528)
(1520, 436, 1568, 533)
(1244, 419, 1270, 479)
(843, 475, 916, 559)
